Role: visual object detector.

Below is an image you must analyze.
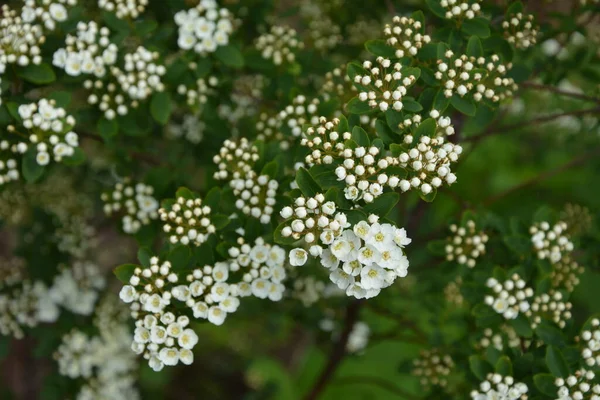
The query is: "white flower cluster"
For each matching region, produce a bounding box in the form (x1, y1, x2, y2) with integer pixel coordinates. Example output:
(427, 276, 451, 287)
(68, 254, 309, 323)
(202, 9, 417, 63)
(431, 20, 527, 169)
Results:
(10, 99, 79, 166)
(166, 113, 205, 144)
(218, 75, 266, 126)
(398, 135, 462, 195)
(158, 195, 215, 246)
(213, 138, 259, 180)
(231, 173, 278, 224)
(445, 220, 488, 268)
(435, 51, 517, 102)
(484, 274, 533, 320)
(98, 0, 148, 19)
(552, 257, 584, 293)
(55, 217, 98, 259)
(478, 325, 523, 351)
(470, 374, 528, 400)
(0, 257, 26, 289)
(85, 46, 166, 119)
(101, 179, 159, 234)
(323, 217, 411, 299)
(441, 0, 482, 20)
(321, 67, 355, 102)
(580, 319, 600, 368)
(412, 348, 454, 389)
(48, 261, 106, 316)
(307, 17, 342, 52)
(0, 140, 21, 186)
(53, 21, 118, 78)
(399, 110, 456, 138)
(177, 76, 218, 107)
(384, 16, 431, 58)
(174, 0, 233, 54)
(346, 321, 370, 353)
(256, 26, 304, 66)
(22, 0, 74, 31)
(0, 280, 58, 339)
(55, 297, 139, 400)
(444, 277, 465, 306)
(525, 291, 572, 329)
(355, 57, 418, 112)
(0, 5, 44, 73)
(503, 13, 538, 50)
(531, 221, 573, 263)
(291, 276, 342, 306)
(556, 370, 600, 400)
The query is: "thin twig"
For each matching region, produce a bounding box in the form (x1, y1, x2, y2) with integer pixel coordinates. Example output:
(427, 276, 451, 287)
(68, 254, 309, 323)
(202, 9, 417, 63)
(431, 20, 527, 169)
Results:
(483, 146, 600, 206)
(465, 106, 600, 144)
(333, 376, 421, 400)
(521, 82, 600, 103)
(303, 300, 363, 400)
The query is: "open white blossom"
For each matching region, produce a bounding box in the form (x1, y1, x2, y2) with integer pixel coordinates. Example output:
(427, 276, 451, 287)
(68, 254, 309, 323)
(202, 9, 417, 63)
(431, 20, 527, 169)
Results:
(174, 0, 234, 55)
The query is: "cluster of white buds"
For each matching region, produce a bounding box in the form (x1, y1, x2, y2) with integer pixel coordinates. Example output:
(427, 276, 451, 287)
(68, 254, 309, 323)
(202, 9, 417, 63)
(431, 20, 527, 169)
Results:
(213, 138, 259, 180)
(102, 179, 159, 234)
(478, 325, 524, 351)
(398, 135, 462, 195)
(86, 46, 165, 119)
(0, 257, 26, 289)
(55, 329, 98, 378)
(280, 192, 347, 251)
(0, 140, 21, 186)
(174, 0, 234, 54)
(219, 75, 266, 126)
(0, 280, 58, 339)
(355, 57, 417, 112)
(435, 51, 517, 102)
(55, 217, 98, 259)
(580, 319, 600, 368)
(384, 16, 431, 58)
(531, 221, 573, 263)
(525, 291, 572, 329)
(10, 99, 79, 166)
(166, 113, 205, 144)
(159, 195, 215, 246)
(21, 0, 74, 31)
(400, 110, 456, 138)
(307, 17, 342, 52)
(321, 67, 355, 102)
(556, 370, 600, 400)
(53, 21, 118, 78)
(255, 25, 304, 66)
(441, 0, 482, 20)
(231, 173, 278, 224)
(0, 5, 44, 73)
(551, 257, 584, 293)
(321, 215, 411, 299)
(48, 261, 106, 316)
(177, 76, 218, 107)
(225, 237, 287, 302)
(346, 321, 370, 353)
(445, 220, 488, 268)
(255, 112, 280, 143)
(292, 276, 327, 306)
(503, 13, 538, 50)
(484, 274, 533, 320)
(120, 257, 199, 371)
(412, 349, 454, 389)
(561, 203, 593, 236)
(470, 374, 528, 400)
(98, 0, 148, 19)
(444, 277, 465, 306)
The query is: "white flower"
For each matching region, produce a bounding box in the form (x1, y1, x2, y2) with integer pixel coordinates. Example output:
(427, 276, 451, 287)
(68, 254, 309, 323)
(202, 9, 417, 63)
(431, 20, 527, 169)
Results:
(192, 301, 209, 318)
(144, 294, 165, 313)
(119, 285, 136, 303)
(357, 245, 381, 266)
(320, 249, 339, 270)
(179, 349, 194, 365)
(150, 326, 168, 344)
(393, 228, 412, 247)
(207, 306, 226, 325)
(178, 329, 199, 349)
(360, 264, 386, 289)
(330, 269, 355, 290)
(159, 347, 180, 366)
(289, 248, 308, 266)
(49, 4, 68, 22)
(251, 279, 269, 298)
(149, 356, 164, 372)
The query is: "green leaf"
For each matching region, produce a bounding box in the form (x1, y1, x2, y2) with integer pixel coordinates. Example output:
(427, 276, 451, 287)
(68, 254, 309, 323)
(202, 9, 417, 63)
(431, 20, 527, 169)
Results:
(510, 314, 533, 338)
(365, 39, 396, 58)
(467, 36, 484, 57)
(535, 321, 567, 346)
(375, 118, 400, 144)
(534, 373, 558, 397)
(426, 0, 447, 18)
(506, 1, 524, 17)
(103, 11, 129, 31)
(98, 117, 118, 139)
(419, 187, 437, 203)
(261, 160, 280, 179)
(17, 63, 56, 84)
(22, 149, 45, 183)
(450, 95, 476, 116)
(351, 126, 370, 147)
(62, 147, 86, 166)
(346, 97, 372, 115)
(361, 192, 399, 218)
(175, 187, 195, 200)
(150, 91, 173, 125)
(168, 245, 191, 271)
(504, 235, 531, 255)
(433, 89, 451, 112)
(427, 240, 447, 256)
(48, 91, 72, 108)
(274, 222, 298, 246)
(204, 187, 221, 210)
(461, 17, 491, 38)
(113, 264, 137, 283)
(495, 356, 513, 376)
(296, 167, 322, 197)
(402, 98, 423, 113)
(546, 346, 569, 378)
(346, 62, 367, 81)
(469, 355, 492, 380)
(212, 214, 230, 230)
(215, 45, 245, 68)
(135, 19, 158, 36)
(415, 118, 436, 140)
(137, 247, 153, 267)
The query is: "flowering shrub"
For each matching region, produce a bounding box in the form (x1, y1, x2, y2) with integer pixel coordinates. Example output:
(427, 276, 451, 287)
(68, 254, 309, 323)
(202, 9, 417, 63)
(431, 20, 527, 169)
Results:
(1, 0, 600, 398)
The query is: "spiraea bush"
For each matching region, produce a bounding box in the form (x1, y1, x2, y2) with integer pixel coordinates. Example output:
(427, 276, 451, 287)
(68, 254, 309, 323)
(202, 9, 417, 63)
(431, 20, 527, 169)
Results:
(1, 0, 600, 399)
